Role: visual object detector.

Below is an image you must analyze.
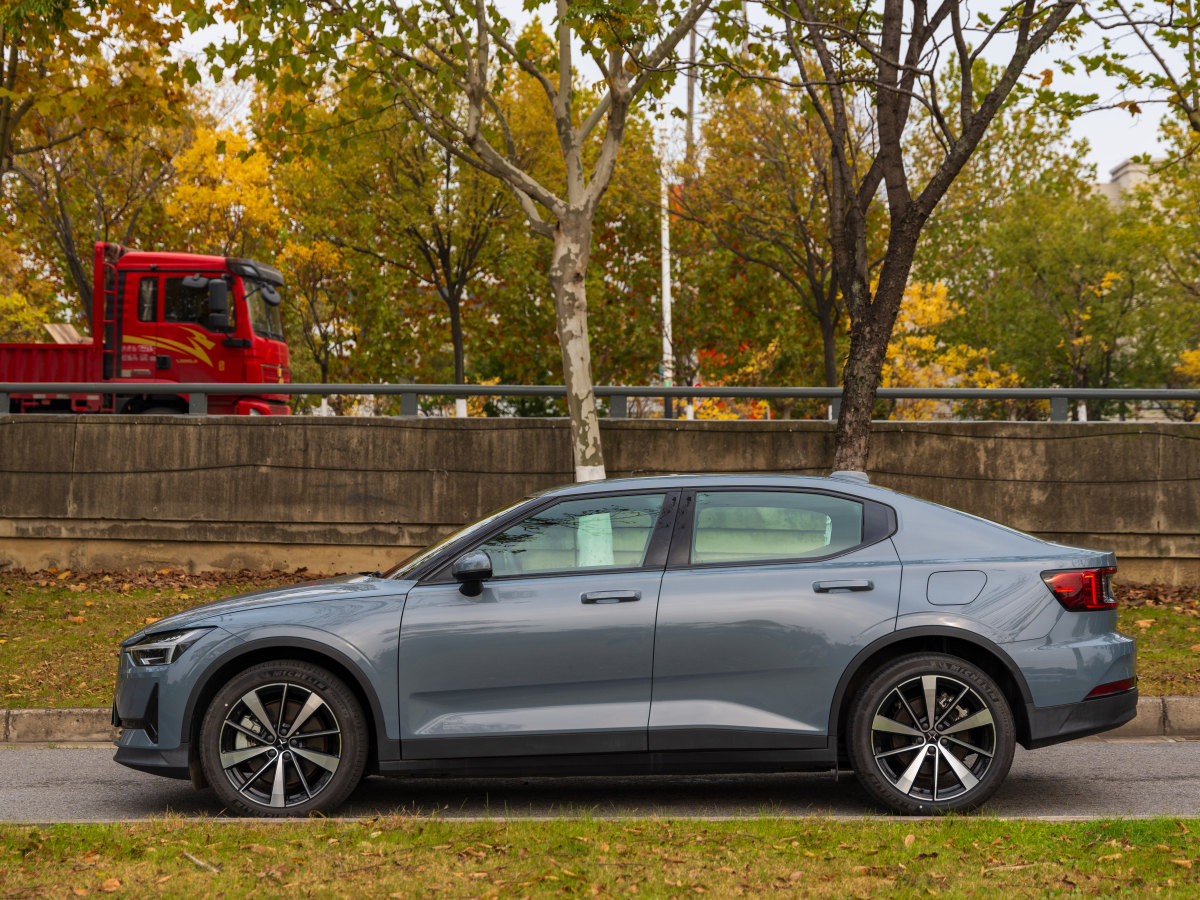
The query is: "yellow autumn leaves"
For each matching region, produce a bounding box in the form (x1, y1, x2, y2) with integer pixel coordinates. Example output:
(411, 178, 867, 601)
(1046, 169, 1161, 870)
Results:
(882, 282, 1023, 421)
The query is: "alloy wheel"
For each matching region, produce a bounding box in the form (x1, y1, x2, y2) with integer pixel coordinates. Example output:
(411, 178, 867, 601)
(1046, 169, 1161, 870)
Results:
(869, 672, 997, 803)
(217, 681, 343, 809)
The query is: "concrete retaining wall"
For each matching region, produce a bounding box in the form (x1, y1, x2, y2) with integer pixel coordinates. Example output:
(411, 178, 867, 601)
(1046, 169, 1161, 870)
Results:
(1, 415, 1197, 582)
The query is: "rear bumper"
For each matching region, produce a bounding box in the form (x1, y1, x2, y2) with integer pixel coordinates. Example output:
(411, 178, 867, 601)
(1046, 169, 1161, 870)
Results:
(1023, 688, 1138, 749)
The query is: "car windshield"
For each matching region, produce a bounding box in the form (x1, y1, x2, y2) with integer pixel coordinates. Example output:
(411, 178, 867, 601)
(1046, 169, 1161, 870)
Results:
(244, 278, 285, 341)
(382, 496, 532, 579)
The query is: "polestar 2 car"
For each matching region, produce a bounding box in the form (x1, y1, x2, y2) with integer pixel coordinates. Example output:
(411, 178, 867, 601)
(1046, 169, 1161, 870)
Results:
(112, 473, 1137, 816)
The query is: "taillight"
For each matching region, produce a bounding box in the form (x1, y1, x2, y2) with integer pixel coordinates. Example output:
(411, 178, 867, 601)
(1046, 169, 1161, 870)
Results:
(1042, 567, 1117, 611)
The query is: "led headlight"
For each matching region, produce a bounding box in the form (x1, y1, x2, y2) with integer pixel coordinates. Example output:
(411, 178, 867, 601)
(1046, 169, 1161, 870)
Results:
(126, 628, 212, 666)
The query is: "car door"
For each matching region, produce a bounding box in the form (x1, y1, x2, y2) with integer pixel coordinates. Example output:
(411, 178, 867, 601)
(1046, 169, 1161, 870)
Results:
(649, 488, 902, 751)
(398, 490, 677, 759)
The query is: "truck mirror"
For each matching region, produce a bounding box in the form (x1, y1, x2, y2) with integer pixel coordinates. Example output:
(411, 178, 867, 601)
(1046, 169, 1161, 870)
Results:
(182, 274, 209, 290)
(207, 280, 229, 331)
(262, 284, 281, 307)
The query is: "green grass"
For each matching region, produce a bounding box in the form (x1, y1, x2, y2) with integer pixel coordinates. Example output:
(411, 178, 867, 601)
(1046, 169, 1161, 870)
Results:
(0, 572, 1197, 709)
(0, 571, 309, 709)
(1119, 603, 1200, 697)
(0, 818, 1198, 898)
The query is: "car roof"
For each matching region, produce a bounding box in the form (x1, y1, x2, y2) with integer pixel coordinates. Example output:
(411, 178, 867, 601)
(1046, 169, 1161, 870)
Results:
(535, 472, 899, 500)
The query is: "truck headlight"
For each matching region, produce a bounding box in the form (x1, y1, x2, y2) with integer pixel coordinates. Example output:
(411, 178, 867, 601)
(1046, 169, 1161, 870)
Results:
(126, 628, 212, 666)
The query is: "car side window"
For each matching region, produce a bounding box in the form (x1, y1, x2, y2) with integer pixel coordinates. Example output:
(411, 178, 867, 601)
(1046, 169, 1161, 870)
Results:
(477, 494, 666, 577)
(691, 491, 864, 565)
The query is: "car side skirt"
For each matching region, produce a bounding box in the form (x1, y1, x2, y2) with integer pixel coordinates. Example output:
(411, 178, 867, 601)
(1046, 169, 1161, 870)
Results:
(379, 747, 838, 778)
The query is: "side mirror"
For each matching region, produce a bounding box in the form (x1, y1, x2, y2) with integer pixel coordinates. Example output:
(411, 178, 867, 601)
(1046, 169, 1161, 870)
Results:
(262, 284, 281, 307)
(452, 550, 493, 597)
(207, 280, 229, 331)
(182, 274, 208, 290)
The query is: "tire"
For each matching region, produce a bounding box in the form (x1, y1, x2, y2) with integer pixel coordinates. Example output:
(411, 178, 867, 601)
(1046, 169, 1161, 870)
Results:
(140, 406, 183, 415)
(199, 660, 369, 817)
(846, 653, 1015, 815)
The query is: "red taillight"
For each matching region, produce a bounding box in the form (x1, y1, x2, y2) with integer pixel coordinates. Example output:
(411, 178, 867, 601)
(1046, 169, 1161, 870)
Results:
(1086, 677, 1136, 698)
(1042, 567, 1117, 611)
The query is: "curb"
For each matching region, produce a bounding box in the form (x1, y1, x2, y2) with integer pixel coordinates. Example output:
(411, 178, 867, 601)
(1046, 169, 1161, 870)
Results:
(3, 697, 1200, 745)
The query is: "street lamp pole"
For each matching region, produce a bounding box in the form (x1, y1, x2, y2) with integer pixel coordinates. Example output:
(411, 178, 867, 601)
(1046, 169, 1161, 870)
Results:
(660, 166, 674, 420)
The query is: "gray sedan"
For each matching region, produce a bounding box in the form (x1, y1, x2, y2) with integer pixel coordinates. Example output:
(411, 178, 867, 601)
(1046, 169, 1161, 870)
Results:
(112, 473, 1136, 816)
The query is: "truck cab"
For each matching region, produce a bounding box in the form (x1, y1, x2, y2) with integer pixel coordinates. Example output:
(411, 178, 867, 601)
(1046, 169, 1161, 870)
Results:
(108, 245, 291, 414)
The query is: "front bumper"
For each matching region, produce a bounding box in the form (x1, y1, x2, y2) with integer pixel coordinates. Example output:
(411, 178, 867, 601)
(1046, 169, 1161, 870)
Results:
(113, 743, 191, 780)
(1024, 687, 1139, 749)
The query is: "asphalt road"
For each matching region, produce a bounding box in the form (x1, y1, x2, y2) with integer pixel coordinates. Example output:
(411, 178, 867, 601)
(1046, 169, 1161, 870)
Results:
(1, 739, 1197, 822)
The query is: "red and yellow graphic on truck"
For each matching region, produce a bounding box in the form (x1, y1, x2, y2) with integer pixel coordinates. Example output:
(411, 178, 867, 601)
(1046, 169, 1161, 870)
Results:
(0, 243, 291, 416)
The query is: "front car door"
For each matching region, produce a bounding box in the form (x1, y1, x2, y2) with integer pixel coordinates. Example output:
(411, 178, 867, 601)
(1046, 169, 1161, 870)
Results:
(398, 490, 678, 759)
(650, 488, 901, 750)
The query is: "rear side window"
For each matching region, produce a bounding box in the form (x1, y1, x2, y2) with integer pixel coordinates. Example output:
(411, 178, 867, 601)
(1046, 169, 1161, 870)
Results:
(477, 494, 666, 577)
(691, 491, 864, 565)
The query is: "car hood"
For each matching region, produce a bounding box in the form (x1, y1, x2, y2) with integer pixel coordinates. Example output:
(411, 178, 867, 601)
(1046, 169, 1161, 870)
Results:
(122, 574, 404, 644)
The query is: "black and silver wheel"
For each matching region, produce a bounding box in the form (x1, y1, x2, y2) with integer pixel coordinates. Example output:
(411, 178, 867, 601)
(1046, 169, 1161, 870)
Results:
(199, 660, 368, 817)
(847, 653, 1015, 814)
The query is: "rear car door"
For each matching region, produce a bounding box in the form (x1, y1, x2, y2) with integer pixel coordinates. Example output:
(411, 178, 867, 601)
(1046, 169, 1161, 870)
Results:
(649, 488, 901, 750)
(398, 491, 678, 759)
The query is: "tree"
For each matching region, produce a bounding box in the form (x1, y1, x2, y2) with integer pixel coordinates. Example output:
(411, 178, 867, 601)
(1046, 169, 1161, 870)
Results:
(164, 126, 282, 258)
(1, 0, 186, 200)
(5, 108, 186, 320)
(1081, 0, 1200, 140)
(943, 178, 1179, 406)
(732, 0, 1082, 470)
(881, 281, 1028, 420)
(216, 0, 712, 481)
(677, 77, 871, 388)
(290, 95, 516, 389)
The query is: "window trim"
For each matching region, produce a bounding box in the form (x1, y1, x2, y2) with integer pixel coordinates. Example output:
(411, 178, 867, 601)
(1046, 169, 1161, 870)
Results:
(666, 487, 897, 570)
(418, 489, 680, 585)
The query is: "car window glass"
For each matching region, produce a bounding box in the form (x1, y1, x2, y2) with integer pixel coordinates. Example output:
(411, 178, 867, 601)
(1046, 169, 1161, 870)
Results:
(691, 491, 864, 564)
(478, 494, 666, 577)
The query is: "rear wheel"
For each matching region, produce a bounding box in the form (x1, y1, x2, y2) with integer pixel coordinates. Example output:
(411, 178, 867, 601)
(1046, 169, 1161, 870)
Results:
(199, 660, 368, 817)
(847, 653, 1015, 814)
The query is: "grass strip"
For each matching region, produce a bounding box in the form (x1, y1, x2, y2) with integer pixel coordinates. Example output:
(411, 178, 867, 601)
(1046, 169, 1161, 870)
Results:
(1, 572, 1198, 709)
(1, 817, 1198, 898)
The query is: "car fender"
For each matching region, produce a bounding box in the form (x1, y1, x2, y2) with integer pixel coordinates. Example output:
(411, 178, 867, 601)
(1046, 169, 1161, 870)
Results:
(826, 625, 1034, 741)
(180, 628, 397, 762)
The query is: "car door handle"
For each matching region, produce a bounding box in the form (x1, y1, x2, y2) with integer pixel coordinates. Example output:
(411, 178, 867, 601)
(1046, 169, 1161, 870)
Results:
(813, 580, 874, 593)
(581, 591, 642, 604)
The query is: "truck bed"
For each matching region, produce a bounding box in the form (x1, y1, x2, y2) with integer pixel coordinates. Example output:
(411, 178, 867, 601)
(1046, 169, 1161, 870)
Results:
(0, 343, 99, 383)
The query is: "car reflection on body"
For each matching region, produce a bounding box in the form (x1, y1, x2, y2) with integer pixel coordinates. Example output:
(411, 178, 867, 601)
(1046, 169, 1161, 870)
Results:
(112, 473, 1136, 816)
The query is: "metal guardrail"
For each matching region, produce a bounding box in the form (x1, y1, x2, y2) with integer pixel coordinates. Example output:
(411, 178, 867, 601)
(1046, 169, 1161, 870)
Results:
(3, 382, 1200, 420)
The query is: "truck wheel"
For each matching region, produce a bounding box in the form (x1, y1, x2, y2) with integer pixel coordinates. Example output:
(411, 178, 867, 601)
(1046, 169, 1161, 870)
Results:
(847, 653, 1015, 814)
(140, 406, 182, 415)
(199, 660, 369, 817)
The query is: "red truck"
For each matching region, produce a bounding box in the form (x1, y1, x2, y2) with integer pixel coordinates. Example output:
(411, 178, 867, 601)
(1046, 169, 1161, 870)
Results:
(0, 242, 291, 415)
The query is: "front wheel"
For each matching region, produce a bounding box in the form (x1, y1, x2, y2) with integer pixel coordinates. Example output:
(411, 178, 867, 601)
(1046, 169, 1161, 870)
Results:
(847, 653, 1015, 814)
(199, 660, 368, 817)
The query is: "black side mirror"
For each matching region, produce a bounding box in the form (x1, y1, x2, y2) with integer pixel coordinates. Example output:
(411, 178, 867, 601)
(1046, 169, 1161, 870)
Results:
(207, 280, 229, 331)
(262, 284, 281, 307)
(182, 273, 208, 290)
(452, 550, 493, 597)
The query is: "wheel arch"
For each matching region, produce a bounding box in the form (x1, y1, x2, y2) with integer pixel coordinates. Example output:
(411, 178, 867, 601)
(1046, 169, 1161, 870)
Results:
(828, 627, 1034, 757)
(182, 637, 393, 775)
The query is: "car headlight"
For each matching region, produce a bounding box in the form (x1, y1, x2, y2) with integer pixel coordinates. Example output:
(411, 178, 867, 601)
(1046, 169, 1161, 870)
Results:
(126, 628, 212, 666)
